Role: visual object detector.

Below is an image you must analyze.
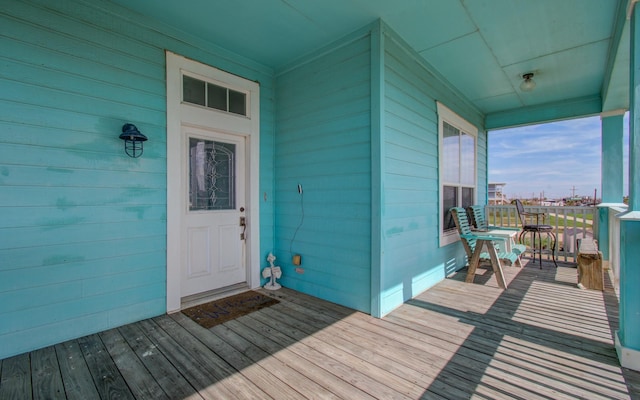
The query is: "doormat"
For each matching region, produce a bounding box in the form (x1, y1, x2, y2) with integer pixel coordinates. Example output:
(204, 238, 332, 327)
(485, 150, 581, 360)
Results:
(182, 291, 279, 329)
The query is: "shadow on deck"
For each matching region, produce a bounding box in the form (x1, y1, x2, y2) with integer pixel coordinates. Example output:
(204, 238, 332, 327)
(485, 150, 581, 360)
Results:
(1, 257, 639, 399)
(409, 257, 640, 399)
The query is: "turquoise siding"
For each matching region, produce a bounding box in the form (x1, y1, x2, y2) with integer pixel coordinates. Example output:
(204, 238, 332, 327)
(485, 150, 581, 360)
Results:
(378, 26, 486, 315)
(275, 33, 372, 313)
(0, 0, 275, 359)
(1, 1, 493, 358)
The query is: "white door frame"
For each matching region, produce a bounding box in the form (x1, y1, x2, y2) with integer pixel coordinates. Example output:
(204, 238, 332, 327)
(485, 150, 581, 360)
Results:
(166, 51, 260, 312)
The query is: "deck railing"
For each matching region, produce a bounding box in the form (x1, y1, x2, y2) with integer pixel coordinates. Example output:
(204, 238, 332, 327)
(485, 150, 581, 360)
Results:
(607, 204, 627, 288)
(485, 204, 597, 262)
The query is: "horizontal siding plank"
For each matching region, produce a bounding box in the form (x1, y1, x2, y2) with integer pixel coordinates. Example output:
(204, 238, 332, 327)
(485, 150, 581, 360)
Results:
(0, 282, 165, 336)
(1, 220, 166, 250)
(0, 186, 166, 208)
(0, 252, 164, 292)
(82, 267, 166, 297)
(275, 113, 370, 148)
(105, 299, 166, 329)
(384, 97, 433, 131)
(277, 97, 371, 132)
(384, 113, 437, 145)
(0, 80, 164, 127)
(276, 142, 370, 166)
(0, 313, 111, 360)
(385, 143, 435, 169)
(0, 142, 166, 173)
(1, 7, 164, 80)
(0, 281, 82, 314)
(0, 35, 164, 96)
(0, 165, 165, 189)
(0, 204, 166, 229)
(0, 236, 165, 271)
(385, 159, 436, 178)
(0, 101, 166, 149)
(277, 35, 371, 84)
(0, 56, 165, 110)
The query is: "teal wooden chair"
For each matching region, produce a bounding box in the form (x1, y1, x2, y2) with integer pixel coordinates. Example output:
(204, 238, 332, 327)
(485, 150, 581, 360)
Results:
(450, 207, 522, 288)
(468, 205, 526, 256)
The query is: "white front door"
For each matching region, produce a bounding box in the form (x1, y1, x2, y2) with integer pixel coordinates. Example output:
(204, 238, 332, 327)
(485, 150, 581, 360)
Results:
(166, 51, 260, 312)
(181, 126, 246, 297)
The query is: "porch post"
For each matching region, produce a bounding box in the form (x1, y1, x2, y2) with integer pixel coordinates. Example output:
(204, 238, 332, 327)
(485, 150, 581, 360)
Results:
(601, 114, 624, 203)
(597, 113, 625, 261)
(616, 1, 640, 372)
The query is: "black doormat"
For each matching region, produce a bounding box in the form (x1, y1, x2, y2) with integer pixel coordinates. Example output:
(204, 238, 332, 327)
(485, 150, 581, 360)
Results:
(182, 291, 279, 329)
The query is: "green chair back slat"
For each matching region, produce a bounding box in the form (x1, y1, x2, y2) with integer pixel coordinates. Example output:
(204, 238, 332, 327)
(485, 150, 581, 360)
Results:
(450, 207, 519, 266)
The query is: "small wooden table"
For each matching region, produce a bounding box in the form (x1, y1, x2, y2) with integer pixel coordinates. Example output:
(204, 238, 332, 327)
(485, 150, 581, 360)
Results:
(483, 229, 519, 253)
(466, 237, 508, 289)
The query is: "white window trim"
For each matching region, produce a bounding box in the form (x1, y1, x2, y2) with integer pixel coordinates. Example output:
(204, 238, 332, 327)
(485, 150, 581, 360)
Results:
(437, 101, 478, 247)
(166, 51, 260, 313)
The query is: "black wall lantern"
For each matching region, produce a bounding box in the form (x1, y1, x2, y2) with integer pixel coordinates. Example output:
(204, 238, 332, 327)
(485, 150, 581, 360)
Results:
(119, 123, 148, 158)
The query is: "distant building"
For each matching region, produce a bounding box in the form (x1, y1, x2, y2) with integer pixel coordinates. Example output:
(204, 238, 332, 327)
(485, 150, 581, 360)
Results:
(488, 183, 507, 204)
(541, 199, 565, 206)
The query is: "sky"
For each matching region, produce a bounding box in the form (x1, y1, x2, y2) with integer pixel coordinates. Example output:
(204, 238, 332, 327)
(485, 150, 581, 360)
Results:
(488, 114, 629, 201)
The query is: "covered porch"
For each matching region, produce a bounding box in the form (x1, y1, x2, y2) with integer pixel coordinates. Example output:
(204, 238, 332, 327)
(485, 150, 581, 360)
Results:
(2, 260, 639, 399)
(3, 0, 640, 380)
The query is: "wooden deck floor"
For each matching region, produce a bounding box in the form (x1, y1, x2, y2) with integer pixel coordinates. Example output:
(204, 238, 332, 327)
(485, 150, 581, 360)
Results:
(2, 259, 639, 399)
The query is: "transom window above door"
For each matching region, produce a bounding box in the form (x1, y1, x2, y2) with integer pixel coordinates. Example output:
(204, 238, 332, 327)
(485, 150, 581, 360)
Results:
(182, 74, 247, 116)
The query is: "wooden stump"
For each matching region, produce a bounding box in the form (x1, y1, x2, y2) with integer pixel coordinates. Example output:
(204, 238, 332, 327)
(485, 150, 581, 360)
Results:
(577, 238, 603, 291)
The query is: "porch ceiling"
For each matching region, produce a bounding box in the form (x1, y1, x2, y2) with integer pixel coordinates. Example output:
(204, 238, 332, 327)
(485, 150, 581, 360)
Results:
(110, 0, 631, 128)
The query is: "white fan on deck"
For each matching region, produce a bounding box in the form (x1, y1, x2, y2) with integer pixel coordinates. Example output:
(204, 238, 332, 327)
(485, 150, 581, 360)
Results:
(262, 252, 282, 290)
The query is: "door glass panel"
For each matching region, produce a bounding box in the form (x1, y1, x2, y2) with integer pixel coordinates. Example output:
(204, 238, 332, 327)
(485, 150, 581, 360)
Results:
(207, 83, 227, 112)
(189, 138, 236, 210)
(183, 76, 205, 106)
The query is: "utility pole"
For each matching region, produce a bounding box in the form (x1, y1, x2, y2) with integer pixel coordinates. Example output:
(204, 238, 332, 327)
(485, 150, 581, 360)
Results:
(571, 186, 577, 197)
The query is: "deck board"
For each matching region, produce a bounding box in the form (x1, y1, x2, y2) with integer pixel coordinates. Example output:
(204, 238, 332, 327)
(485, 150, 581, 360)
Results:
(77, 334, 135, 400)
(99, 328, 169, 400)
(116, 322, 202, 400)
(1, 260, 639, 399)
(31, 346, 65, 400)
(55, 341, 100, 400)
(0, 353, 32, 400)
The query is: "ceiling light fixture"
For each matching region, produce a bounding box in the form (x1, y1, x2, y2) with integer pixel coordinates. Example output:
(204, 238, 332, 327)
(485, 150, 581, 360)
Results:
(520, 72, 536, 92)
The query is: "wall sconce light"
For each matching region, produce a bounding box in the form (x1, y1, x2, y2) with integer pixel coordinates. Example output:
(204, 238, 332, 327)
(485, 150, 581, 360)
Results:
(119, 123, 148, 158)
(520, 72, 536, 92)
